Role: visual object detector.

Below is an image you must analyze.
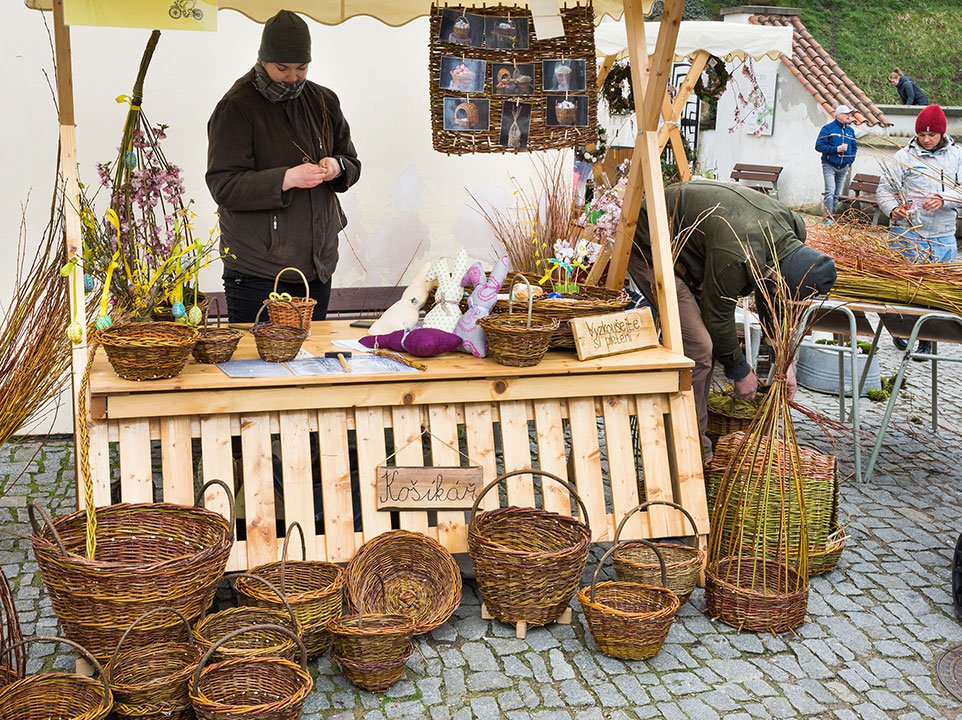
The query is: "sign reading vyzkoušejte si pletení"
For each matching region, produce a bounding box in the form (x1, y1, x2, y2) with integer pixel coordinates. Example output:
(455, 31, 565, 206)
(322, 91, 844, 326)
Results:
(570, 308, 658, 361)
(64, 0, 217, 31)
(376, 466, 482, 511)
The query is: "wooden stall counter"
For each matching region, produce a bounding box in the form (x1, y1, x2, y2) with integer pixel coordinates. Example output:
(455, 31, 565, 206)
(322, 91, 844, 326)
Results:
(86, 320, 708, 571)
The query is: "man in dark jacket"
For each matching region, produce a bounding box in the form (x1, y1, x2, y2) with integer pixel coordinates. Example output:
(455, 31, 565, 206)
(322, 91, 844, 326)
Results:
(815, 104, 858, 219)
(890, 68, 929, 106)
(207, 10, 361, 322)
(627, 180, 837, 461)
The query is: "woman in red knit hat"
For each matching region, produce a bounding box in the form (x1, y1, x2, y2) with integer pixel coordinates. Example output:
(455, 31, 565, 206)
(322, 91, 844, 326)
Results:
(877, 104, 962, 353)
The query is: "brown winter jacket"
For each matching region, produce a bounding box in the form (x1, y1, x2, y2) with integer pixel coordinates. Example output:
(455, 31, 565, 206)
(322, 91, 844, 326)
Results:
(206, 69, 361, 284)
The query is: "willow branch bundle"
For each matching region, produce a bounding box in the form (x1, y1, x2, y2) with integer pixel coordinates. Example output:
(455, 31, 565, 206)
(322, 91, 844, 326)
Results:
(808, 222, 962, 315)
(707, 232, 811, 592)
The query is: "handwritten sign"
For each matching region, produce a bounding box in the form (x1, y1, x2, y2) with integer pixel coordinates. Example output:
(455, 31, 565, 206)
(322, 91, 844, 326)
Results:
(376, 466, 482, 511)
(570, 308, 658, 361)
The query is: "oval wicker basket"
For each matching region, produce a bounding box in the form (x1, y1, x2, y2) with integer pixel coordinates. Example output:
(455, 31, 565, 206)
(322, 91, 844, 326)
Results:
(611, 500, 705, 604)
(236, 522, 345, 659)
(479, 275, 559, 367)
(192, 299, 242, 364)
(265, 267, 317, 331)
(345, 531, 462, 635)
(98, 321, 200, 381)
(189, 624, 312, 720)
(468, 469, 592, 627)
(193, 574, 302, 664)
(0, 636, 112, 720)
(705, 555, 809, 633)
(578, 541, 680, 660)
(28, 480, 234, 663)
(252, 300, 308, 362)
(105, 608, 201, 720)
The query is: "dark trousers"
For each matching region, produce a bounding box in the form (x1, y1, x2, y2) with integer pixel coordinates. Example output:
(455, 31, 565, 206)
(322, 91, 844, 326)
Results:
(223, 269, 332, 323)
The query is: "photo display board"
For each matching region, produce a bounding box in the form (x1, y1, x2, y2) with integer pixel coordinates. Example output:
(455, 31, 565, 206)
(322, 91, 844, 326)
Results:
(430, 3, 598, 154)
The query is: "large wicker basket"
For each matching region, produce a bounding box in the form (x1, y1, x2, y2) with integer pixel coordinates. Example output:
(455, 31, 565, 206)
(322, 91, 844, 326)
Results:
(578, 541, 680, 660)
(252, 301, 308, 362)
(345, 531, 461, 635)
(611, 500, 705, 605)
(468, 469, 592, 627)
(236, 522, 345, 659)
(0, 637, 112, 720)
(98, 321, 200, 381)
(265, 267, 317, 331)
(705, 555, 809, 633)
(28, 480, 234, 662)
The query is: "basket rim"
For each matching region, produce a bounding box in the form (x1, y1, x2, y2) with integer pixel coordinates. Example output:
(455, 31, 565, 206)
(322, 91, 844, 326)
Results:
(577, 580, 680, 619)
(98, 320, 200, 343)
(612, 541, 704, 568)
(106, 640, 200, 691)
(470, 507, 591, 558)
(236, 561, 345, 602)
(706, 557, 808, 601)
(190, 655, 312, 710)
(327, 613, 416, 636)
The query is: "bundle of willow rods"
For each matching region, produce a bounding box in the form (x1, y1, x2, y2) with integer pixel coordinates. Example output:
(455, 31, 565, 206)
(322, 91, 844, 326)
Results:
(808, 222, 962, 315)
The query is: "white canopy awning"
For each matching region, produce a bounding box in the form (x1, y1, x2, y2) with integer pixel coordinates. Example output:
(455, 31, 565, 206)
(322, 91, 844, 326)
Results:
(595, 19, 794, 61)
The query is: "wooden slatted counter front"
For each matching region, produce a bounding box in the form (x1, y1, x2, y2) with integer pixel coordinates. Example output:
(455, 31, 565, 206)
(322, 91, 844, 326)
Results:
(85, 320, 709, 571)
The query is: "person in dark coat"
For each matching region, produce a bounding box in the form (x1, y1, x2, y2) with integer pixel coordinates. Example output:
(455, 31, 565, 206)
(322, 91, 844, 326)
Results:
(628, 180, 837, 462)
(207, 9, 361, 322)
(889, 67, 929, 106)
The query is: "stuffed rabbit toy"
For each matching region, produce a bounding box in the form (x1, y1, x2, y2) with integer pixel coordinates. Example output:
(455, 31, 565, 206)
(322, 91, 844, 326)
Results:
(423, 250, 470, 334)
(455, 254, 510, 357)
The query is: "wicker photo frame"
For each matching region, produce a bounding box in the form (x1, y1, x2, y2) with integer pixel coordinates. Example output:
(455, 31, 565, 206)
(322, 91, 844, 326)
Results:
(430, 3, 598, 154)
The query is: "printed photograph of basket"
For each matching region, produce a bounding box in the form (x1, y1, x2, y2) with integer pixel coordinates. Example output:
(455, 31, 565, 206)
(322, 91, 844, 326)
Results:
(493, 63, 535, 96)
(543, 59, 586, 93)
(556, 99, 576, 125)
(265, 267, 316, 331)
(554, 64, 572, 90)
(484, 15, 529, 49)
(452, 16, 471, 40)
(446, 60, 482, 92)
(98, 321, 200, 381)
(438, 8, 483, 47)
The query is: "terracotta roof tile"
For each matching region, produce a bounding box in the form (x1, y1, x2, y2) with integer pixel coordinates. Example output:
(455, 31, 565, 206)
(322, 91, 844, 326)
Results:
(749, 14, 891, 127)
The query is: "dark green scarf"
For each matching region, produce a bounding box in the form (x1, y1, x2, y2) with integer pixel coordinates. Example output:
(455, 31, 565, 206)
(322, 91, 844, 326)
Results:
(252, 62, 306, 103)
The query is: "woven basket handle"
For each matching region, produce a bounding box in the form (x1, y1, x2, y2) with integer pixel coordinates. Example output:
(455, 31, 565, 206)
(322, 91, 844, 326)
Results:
(589, 540, 667, 603)
(357, 573, 388, 629)
(231, 572, 300, 632)
(613, 500, 701, 546)
(192, 623, 307, 690)
(272, 267, 311, 301)
(507, 274, 535, 328)
(1, 636, 110, 700)
(209, 297, 223, 330)
(194, 479, 236, 542)
(469, 468, 590, 532)
(108, 606, 193, 677)
(26, 503, 69, 557)
(280, 521, 308, 594)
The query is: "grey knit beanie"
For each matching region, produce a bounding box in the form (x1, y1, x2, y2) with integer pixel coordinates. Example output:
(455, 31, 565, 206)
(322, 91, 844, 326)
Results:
(780, 244, 837, 300)
(258, 10, 311, 64)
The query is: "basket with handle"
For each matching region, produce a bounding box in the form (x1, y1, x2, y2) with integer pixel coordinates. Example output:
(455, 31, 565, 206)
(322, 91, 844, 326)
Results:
(0, 636, 112, 720)
(193, 573, 302, 664)
(578, 541, 680, 660)
(236, 521, 345, 659)
(104, 607, 201, 720)
(468, 469, 592, 627)
(192, 298, 243, 364)
(478, 274, 559, 367)
(611, 500, 705, 604)
(265, 267, 317, 331)
(98, 321, 200, 381)
(345, 530, 461, 635)
(0, 570, 24, 689)
(252, 300, 308, 362)
(188, 625, 312, 720)
(28, 479, 234, 663)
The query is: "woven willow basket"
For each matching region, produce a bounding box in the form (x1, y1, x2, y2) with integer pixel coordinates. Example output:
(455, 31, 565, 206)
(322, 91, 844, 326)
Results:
(252, 300, 308, 362)
(98, 321, 200, 381)
(705, 555, 809, 633)
(265, 267, 317, 331)
(478, 274, 558, 367)
(192, 299, 242, 364)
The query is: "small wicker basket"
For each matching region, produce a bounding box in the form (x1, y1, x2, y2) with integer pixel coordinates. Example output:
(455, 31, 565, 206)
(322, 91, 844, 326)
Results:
(192, 299, 242, 364)
(478, 275, 559, 367)
(705, 555, 809, 633)
(265, 267, 317, 331)
(252, 300, 308, 363)
(579, 541, 680, 661)
(99, 321, 200, 381)
(611, 500, 705, 604)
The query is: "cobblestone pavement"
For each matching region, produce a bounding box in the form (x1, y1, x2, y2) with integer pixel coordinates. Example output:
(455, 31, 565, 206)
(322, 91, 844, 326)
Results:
(2, 326, 962, 719)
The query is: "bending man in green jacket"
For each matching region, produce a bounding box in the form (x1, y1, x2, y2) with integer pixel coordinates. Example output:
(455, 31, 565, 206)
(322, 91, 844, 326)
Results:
(627, 180, 837, 462)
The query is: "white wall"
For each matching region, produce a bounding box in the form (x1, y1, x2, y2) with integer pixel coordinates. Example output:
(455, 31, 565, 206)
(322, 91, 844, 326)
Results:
(2, 5, 557, 434)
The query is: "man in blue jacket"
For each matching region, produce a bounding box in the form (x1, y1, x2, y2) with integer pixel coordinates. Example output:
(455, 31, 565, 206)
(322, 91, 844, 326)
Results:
(815, 104, 858, 221)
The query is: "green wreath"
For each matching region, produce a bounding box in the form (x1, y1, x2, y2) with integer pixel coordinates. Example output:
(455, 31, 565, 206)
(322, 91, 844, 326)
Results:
(601, 62, 634, 115)
(694, 56, 730, 103)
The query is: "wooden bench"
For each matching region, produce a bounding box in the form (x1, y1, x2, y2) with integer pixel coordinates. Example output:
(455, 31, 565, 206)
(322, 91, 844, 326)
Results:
(838, 172, 882, 223)
(206, 286, 404, 321)
(730, 163, 783, 198)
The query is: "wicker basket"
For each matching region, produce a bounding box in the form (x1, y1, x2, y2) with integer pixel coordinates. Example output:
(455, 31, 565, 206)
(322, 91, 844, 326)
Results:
(578, 541, 680, 660)
(189, 625, 312, 720)
(468, 469, 592, 627)
(105, 608, 201, 720)
(236, 521, 345, 659)
(0, 636, 112, 720)
(705, 555, 809, 633)
(804, 524, 847, 577)
(98, 321, 200, 381)
(28, 479, 234, 663)
(478, 275, 559, 367)
(265, 267, 317, 331)
(611, 500, 705, 604)
(153, 290, 211, 324)
(0, 570, 23, 689)
(345, 531, 462, 635)
(252, 301, 308, 362)
(193, 574, 301, 664)
(706, 389, 761, 439)
(331, 641, 414, 693)
(192, 299, 242, 364)
(500, 273, 629, 348)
